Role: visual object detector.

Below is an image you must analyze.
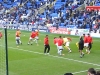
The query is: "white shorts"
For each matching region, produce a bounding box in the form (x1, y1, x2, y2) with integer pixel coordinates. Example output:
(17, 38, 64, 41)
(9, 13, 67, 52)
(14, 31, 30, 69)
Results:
(16, 37, 20, 40)
(58, 46, 63, 50)
(29, 37, 33, 40)
(65, 42, 70, 47)
(35, 36, 39, 40)
(84, 43, 89, 47)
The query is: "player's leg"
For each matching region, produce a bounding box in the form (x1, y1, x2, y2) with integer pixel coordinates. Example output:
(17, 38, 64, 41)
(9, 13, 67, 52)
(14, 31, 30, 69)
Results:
(89, 43, 92, 50)
(79, 48, 84, 58)
(56, 45, 59, 54)
(66, 42, 72, 53)
(18, 37, 22, 45)
(44, 45, 48, 55)
(59, 46, 63, 55)
(36, 37, 39, 45)
(34, 36, 39, 45)
(79, 50, 83, 58)
(88, 43, 92, 54)
(28, 37, 33, 45)
(79, 45, 84, 58)
(67, 46, 72, 53)
(84, 43, 88, 53)
(16, 37, 20, 45)
(19, 39, 22, 45)
(47, 45, 50, 54)
(86, 43, 90, 54)
(27, 39, 31, 45)
(33, 37, 37, 42)
(16, 39, 20, 45)
(59, 49, 63, 55)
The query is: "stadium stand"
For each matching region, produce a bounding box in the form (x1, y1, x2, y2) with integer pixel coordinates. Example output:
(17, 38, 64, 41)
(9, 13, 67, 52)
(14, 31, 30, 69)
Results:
(0, 0, 100, 32)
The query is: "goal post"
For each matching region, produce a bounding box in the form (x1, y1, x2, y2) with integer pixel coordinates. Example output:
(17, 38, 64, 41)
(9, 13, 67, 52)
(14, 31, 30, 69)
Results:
(4, 28, 9, 75)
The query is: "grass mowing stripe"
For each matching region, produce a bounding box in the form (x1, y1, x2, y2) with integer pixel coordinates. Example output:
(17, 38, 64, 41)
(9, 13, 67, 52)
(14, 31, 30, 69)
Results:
(1, 45, 100, 67)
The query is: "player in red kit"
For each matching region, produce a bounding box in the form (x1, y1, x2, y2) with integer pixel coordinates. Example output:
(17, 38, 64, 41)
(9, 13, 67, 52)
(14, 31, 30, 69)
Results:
(27, 30, 36, 45)
(0, 32, 2, 39)
(87, 34, 93, 54)
(33, 29, 39, 45)
(57, 36, 64, 55)
(53, 37, 59, 53)
(83, 34, 88, 53)
(44, 35, 50, 55)
(54, 37, 57, 45)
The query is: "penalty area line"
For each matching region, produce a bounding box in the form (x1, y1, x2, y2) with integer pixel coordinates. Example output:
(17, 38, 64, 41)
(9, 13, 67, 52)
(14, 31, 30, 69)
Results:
(0, 45, 100, 67)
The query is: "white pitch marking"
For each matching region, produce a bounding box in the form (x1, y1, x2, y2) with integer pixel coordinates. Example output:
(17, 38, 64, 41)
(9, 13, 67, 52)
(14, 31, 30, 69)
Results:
(1, 45, 100, 67)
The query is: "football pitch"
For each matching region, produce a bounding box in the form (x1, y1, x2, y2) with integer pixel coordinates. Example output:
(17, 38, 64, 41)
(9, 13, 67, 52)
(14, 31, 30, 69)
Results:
(0, 29, 100, 75)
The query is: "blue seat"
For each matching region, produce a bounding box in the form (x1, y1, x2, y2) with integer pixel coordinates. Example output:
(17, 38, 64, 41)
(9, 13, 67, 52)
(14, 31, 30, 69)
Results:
(78, 19, 83, 22)
(60, 23, 65, 26)
(66, 25, 75, 28)
(50, 13, 58, 17)
(40, 15, 45, 18)
(3, 4, 12, 8)
(86, 24, 90, 28)
(27, 2, 31, 6)
(0, 0, 2, 2)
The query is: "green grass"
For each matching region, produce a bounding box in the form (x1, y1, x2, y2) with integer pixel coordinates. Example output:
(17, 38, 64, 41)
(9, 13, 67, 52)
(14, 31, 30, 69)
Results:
(0, 29, 100, 75)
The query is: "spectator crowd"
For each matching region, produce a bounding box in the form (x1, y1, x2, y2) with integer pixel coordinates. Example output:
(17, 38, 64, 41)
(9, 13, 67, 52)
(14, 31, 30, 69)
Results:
(0, 0, 100, 33)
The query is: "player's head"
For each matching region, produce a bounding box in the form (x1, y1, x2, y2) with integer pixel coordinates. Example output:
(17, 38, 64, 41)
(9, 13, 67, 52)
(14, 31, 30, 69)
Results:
(83, 34, 85, 36)
(97, 70, 100, 75)
(54, 37, 56, 39)
(32, 30, 35, 32)
(80, 36, 83, 40)
(64, 73, 73, 75)
(17, 29, 20, 31)
(87, 33, 90, 36)
(45, 35, 48, 38)
(35, 29, 38, 32)
(87, 68, 96, 75)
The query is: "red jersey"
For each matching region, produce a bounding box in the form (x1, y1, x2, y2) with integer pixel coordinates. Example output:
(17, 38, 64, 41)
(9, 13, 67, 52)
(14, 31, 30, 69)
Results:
(0, 32, 2, 37)
(57, 38, 63, 46)
(54, 38, 58, 44)
(44, 37, 49, 45)
(83, 36, 88, 43)
(87, 36, 92, 43)
(31, 32, 36, 38)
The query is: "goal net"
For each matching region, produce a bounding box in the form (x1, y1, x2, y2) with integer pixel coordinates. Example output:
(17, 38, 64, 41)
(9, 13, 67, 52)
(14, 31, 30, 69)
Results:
(0, 28, 8, 75)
